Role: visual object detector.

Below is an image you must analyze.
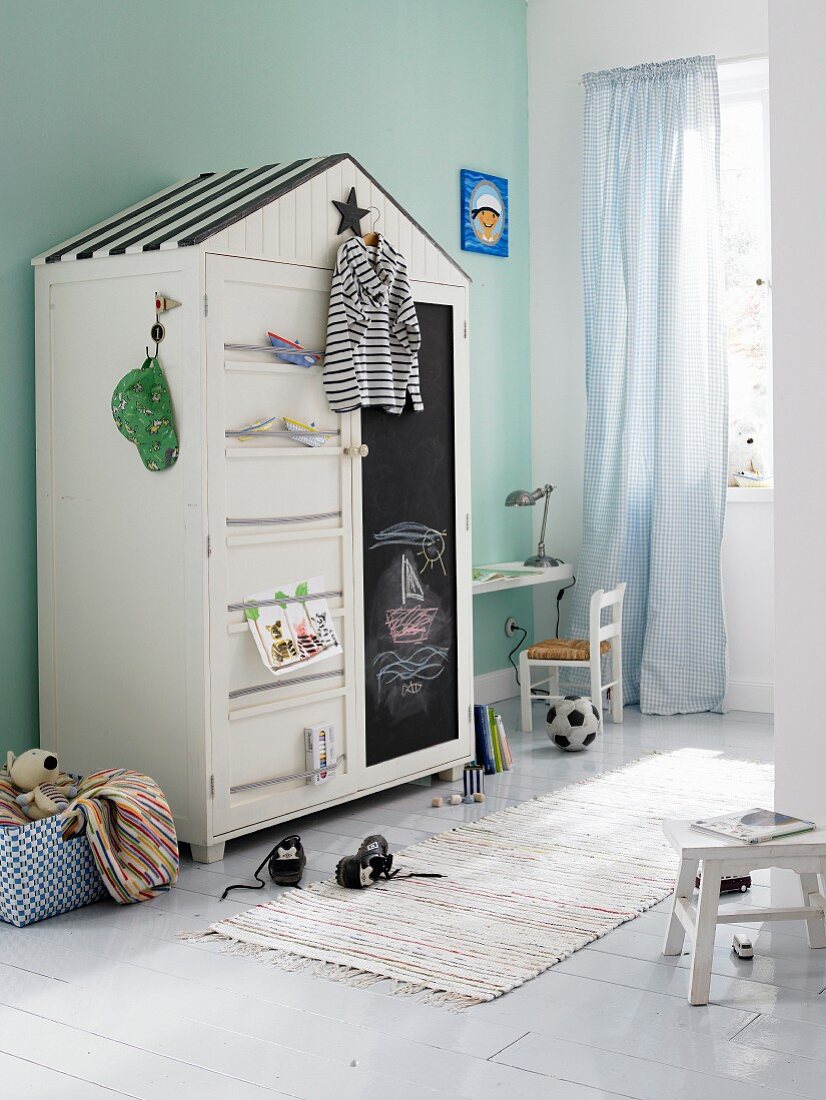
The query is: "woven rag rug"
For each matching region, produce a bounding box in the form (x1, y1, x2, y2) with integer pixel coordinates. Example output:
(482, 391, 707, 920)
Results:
(185, 750, 772, 1007)
(0, 768, 179, 903)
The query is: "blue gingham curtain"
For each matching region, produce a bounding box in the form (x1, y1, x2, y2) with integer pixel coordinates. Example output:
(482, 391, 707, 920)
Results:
(569, 55, 727, 713)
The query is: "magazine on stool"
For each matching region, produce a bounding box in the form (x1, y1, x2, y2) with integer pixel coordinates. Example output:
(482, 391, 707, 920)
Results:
(692, 808, 816, 845)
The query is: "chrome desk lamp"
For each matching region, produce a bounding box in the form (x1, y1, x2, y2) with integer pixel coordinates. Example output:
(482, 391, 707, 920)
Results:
(505, 484, 561, 568)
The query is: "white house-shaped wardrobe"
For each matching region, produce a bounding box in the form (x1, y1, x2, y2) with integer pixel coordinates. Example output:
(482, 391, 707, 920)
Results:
(33, 155, 472, 862)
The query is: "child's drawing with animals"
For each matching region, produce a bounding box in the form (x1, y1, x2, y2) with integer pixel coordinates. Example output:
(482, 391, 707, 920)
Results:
(245, 577, 341, 676)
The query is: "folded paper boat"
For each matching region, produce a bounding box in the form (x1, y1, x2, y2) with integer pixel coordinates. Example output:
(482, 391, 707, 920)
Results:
(267, 331, 321, 367)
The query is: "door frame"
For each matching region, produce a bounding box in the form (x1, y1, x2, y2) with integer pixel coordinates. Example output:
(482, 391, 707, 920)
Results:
(351, 280, 474, 790)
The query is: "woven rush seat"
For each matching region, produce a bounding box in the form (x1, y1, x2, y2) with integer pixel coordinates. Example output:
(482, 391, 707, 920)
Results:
(526, 637, 611, 662)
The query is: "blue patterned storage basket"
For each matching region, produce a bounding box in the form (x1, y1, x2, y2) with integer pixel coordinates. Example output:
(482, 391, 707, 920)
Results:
(0, 814, 107, 927)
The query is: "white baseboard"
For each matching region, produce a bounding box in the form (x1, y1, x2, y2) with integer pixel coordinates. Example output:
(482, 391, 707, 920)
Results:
(724, 678, 774, 714)
(474, 667, 518, 706)
(476, 668, 774, 714)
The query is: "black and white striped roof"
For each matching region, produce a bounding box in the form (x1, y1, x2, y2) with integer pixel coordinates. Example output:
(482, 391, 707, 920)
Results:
(34, 157, 340, 264)
(32, 154, 468, 280)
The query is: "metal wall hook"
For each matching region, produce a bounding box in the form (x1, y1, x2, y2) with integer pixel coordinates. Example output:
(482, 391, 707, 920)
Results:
(146, 314, 165, 359)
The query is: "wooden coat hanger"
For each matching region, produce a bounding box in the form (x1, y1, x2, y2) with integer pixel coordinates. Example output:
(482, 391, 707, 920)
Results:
(362, 206, 381, 247)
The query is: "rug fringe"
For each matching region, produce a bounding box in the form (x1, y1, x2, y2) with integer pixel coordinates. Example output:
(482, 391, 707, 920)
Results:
(179, 929, 484, 1007)
(177, 929, 220, 944)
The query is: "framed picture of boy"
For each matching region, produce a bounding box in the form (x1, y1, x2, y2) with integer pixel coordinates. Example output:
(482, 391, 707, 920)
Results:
(460, 169, 508, 257)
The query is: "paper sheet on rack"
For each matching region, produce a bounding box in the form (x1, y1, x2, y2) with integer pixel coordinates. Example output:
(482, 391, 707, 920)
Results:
(244, 576, 342, 676)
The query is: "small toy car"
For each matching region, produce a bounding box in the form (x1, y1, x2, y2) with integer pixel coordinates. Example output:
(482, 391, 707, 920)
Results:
(695, 872, 751, 893)
(732, 934, 754, 959)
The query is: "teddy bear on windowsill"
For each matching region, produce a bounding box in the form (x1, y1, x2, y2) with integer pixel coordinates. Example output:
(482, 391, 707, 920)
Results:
(5, 749, 78, 821)
(728, 419, 773, 488)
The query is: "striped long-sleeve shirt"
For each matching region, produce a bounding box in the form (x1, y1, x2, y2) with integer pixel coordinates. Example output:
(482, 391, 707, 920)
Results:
(323, 236, 422, 414)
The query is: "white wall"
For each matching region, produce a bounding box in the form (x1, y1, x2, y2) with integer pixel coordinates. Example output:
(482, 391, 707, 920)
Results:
(769, 0, 826, 823)
(526, 0, 772, 712)
(723, 493, 774, 712)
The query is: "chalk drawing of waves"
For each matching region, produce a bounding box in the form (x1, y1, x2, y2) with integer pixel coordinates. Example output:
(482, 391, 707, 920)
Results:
(373, 645, 449, 688)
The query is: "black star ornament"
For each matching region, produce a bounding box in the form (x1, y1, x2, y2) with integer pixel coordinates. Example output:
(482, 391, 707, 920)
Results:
(332, 187, 370, 235)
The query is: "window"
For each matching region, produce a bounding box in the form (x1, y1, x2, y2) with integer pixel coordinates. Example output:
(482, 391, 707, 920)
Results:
(719, 59, 772, 479)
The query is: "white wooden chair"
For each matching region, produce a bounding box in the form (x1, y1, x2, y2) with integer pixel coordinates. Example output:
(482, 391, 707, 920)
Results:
(519, 583, 626, 732)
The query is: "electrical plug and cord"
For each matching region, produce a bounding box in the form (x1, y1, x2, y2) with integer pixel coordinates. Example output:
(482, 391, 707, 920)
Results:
(507, 574, 577, 688)
(555, 575, 577, 637)
(507, 621, 528, 686)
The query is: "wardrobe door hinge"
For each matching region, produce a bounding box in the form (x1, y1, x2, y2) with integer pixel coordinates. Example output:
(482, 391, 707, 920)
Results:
(463, 320, 467, 338)
(203, 293, 209, 317)
(465, 513, 470, 531)
(468, 704, 473, 724)
(210, 775, 215, 798)
(207, 534, 212, 557)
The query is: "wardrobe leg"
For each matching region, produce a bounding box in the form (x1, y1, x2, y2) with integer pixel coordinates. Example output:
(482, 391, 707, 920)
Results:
(436, 765, 463, 782)
(189, 841, 225, 865)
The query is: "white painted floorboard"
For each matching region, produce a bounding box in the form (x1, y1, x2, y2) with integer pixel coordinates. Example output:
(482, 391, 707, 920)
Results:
(3, 701, 819, 1099)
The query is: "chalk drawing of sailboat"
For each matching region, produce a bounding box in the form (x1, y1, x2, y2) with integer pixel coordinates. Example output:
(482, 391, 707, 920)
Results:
(401, 553, 424, 605)
(386, 606, 438, 644)
(386, 552, 436, 644)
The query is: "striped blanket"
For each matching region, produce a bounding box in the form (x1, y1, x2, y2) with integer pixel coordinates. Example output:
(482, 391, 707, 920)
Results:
(0, 768, 178, 903)
(0, 776, 25, 827)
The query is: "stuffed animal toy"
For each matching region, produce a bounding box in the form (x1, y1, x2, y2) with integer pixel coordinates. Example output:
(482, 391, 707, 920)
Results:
(5, 749, 77, 821)
(728, 419, 770, 487)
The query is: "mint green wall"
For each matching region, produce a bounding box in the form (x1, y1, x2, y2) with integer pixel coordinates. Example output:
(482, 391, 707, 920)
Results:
(1, 0, 532, 753)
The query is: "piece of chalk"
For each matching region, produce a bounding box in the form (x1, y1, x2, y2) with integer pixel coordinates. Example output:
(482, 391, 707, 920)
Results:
(431, 796, 444, 808)
(448, 794, 462, 806)
(473, 792, 486, 803)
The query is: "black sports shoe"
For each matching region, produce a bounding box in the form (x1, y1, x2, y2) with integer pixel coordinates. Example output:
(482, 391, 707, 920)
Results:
(335, 834, 393, 888)
(356, 834, 392, 881)
(335, 833, 446, 890)
(220, 833, 306, 899)
(268, 834, 306, 887)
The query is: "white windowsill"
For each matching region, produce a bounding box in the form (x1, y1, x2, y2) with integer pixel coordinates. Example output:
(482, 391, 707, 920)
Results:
(728, 487, 773, 503)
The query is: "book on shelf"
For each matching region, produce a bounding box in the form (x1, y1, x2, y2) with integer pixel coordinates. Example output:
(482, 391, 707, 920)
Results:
(495, 714, 513, 770)
(488, 706, 502, 773)
(472, 706, 494, 773)
(484, 707, 496, 773)
(691, 809, 816, 845)
(472, 567, 540, 584)
(473, 705, 513, 775)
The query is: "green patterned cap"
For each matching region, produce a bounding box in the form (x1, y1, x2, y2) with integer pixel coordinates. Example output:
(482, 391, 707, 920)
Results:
(111, 357, 179, 472)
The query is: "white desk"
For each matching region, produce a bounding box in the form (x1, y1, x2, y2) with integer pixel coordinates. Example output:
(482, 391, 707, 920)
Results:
(472, 560, 574, 596)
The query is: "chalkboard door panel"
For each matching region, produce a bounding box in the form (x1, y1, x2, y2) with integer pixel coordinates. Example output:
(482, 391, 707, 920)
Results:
(361, 303, 458, 767)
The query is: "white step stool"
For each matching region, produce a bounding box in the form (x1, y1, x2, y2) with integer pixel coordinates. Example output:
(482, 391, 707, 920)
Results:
(662, 818, 826, 1006)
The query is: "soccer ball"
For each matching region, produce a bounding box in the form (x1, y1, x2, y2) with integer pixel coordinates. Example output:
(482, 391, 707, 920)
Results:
(545, 696, 601, 751)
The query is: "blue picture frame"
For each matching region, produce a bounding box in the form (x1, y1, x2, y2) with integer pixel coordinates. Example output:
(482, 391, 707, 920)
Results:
(460, 169, 508, 257)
